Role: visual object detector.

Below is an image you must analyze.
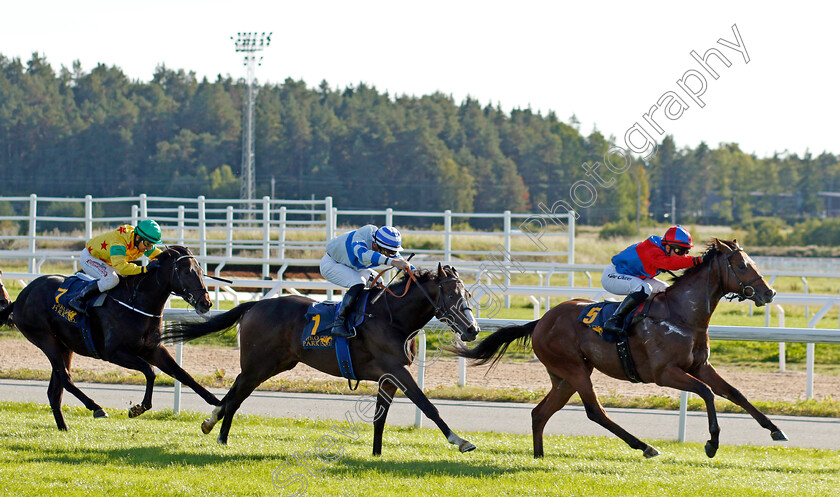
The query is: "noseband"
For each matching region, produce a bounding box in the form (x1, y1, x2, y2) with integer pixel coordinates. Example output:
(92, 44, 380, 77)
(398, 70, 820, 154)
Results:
(722, 249, 764, 301)
(381, 270, 473, 331)
(706, 248, 764, 311)
(168, 254, 207, 308)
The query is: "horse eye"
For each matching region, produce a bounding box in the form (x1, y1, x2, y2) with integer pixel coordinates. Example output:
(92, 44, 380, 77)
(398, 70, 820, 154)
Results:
(738, 262, 747, 270)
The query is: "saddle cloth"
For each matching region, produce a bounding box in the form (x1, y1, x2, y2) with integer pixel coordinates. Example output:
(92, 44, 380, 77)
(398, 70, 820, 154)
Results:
(300, 292, 371, 380)
(577, 300, 641, 340)
(52, 274, 106, 357)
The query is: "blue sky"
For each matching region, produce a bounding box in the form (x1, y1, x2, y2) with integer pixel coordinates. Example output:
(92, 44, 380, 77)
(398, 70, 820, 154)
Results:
(3, 1, 838, 158)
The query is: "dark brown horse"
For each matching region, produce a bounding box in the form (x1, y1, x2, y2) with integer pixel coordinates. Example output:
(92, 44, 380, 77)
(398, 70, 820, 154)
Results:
(163, 264, 480, 455)
(0, 246, 219, 430)
(454, 239, 787, 458)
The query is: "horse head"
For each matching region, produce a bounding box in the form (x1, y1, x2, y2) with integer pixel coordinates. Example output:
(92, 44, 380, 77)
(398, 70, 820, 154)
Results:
(0, 270, 10, 309)
(432, 264, 480, 341)
(153, 246, 212, 314)
(711, 238, 775, 307)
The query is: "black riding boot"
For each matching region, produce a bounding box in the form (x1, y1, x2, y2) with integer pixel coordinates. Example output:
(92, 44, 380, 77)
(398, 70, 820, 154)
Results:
(602, 290, 648, 338)
(67, 280, 101, 315)
(331, 284, 364, 338)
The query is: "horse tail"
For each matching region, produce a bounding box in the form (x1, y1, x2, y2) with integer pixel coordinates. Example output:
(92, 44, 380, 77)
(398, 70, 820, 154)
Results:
(451, 319, 538, 370)
(0, 302, 14, 327)
(163, 301, 259, 343)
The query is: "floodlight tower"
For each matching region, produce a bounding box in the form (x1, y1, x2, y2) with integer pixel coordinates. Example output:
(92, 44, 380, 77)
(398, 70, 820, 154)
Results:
(232, 31, 271, 210)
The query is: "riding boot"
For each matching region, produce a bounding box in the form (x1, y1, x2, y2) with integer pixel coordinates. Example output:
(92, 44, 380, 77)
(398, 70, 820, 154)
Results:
(67, 280, 101, 315)
(331, 284, 364, 338)
(602, 290, 648, 338)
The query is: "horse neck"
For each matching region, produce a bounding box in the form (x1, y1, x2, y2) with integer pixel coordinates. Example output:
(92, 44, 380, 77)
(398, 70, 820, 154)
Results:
(387, 277, 439, 332)
(663, 260, 728, 329)
(126, 271, 173, 313)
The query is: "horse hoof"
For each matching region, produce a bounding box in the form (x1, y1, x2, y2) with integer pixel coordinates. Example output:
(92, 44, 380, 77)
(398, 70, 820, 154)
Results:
(216, 437, 228, 445)
(93, 409, 109, 419)
(643, 446, 660, 458)
(704, 440, 719, 458)
(201, 419, 214, 435)
(771, 430, 788, 442)
(128, 404, 148, 418)
(459, 440, 476, 453)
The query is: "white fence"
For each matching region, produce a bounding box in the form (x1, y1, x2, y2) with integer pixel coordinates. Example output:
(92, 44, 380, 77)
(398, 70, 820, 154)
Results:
(0, 194, 576, 277)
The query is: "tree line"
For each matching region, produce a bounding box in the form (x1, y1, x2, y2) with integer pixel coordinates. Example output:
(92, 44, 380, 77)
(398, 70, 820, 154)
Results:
(1, 53, 838, 227)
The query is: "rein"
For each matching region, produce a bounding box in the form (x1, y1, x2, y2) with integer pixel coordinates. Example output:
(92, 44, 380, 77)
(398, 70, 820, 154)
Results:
(373, 269, 462, 321)
(126, 251, 205, 316)
(704, 246, 763, 312)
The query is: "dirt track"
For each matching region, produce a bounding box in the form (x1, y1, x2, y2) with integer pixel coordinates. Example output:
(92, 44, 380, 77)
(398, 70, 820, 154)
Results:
(2, 338, 838, 403)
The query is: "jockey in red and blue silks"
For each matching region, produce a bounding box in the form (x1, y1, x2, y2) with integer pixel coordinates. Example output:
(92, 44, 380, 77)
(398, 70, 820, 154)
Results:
(600, 225, 702, 337)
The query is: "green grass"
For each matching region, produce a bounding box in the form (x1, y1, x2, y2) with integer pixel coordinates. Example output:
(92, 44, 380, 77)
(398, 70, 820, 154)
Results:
(0, 401, 837, 497)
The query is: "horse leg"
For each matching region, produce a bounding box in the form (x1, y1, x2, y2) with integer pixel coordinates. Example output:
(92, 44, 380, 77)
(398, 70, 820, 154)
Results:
(145, 345, 220, 406)
(532, 372, 577, 458)
(573, 375, 660, 458)
(385, 366, 475, 453)
(59, 349, 108, 419)
(213, 372, 265, 445)
(46, 368, 67, 430)
(656, 365, 720, 457)
(372, 377, 399, 456)
(106, 349, 157, 418)
(39, 340, 104, 429)
(693, 363, 788, 442)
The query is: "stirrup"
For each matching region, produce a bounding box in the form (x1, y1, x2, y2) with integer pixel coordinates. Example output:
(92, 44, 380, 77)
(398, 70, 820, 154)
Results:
(68, 298, 87, 315)
(331, 326, 356, 339)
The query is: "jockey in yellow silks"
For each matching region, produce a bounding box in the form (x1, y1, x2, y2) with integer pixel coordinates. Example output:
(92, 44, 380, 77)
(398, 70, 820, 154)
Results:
(68, 220, 163, 313)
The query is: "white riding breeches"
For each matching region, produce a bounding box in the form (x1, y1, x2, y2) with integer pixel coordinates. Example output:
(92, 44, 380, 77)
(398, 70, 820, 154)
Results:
(601, 263, 668, 297)
(320, 254, 376, 289)
(79, 248, 120, 292)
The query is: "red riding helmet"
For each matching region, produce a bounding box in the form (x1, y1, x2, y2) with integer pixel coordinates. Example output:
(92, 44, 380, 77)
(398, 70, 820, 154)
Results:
(663, 225, 693, 248)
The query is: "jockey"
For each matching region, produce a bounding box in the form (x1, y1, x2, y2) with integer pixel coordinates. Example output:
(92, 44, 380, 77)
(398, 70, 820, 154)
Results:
(68, 220, 164, 314)
(600, 225, 702, 337)
(320, 225, 412, 338)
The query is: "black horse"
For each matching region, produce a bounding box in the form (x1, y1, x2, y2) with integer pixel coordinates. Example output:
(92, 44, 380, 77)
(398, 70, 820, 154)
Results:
(454, 239, 787, 458)
(164, 264, 480, 455)
(0, 245, 219, 430)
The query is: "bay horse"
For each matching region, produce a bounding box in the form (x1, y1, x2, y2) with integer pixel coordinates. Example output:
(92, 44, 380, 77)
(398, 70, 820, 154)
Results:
(454, 239, 787, 458)
(0, 245, 219, 430)
(163, 264, 480, 455)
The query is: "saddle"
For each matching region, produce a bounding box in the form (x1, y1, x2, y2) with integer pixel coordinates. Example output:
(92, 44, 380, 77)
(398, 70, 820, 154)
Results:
(52, 274, 107, 358)
(577, 298, 656, 383)
(577, 299, 653, 343)
(300, 291, 372, 383)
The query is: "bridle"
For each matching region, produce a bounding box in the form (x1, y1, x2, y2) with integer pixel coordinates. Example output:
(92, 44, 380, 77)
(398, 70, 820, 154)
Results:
(122, 250, 207, 315)
(722, 248, 764, 301)
(163, 253, 208, 309)
(705, 246, 764, 312)
(375, 268, 475, 332)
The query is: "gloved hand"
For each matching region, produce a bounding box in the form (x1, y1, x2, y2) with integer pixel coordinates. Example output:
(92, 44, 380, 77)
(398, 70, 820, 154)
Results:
(145, 259, 161, 272)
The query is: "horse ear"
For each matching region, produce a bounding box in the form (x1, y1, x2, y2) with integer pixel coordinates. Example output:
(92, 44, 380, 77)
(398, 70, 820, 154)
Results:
(437, 262, 444, 279)
(715, 238, 734, 253)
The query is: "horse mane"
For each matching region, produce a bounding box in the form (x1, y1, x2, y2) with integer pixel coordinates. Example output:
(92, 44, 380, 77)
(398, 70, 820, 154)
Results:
(386, 268, 435, 293)
(159, 245, 191, 258)
(668, 238, 735, 284)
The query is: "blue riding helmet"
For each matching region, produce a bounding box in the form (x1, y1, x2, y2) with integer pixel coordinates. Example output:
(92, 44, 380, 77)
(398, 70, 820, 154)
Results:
(374, 226, 403, 252)
(663, 225, 693, 248)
